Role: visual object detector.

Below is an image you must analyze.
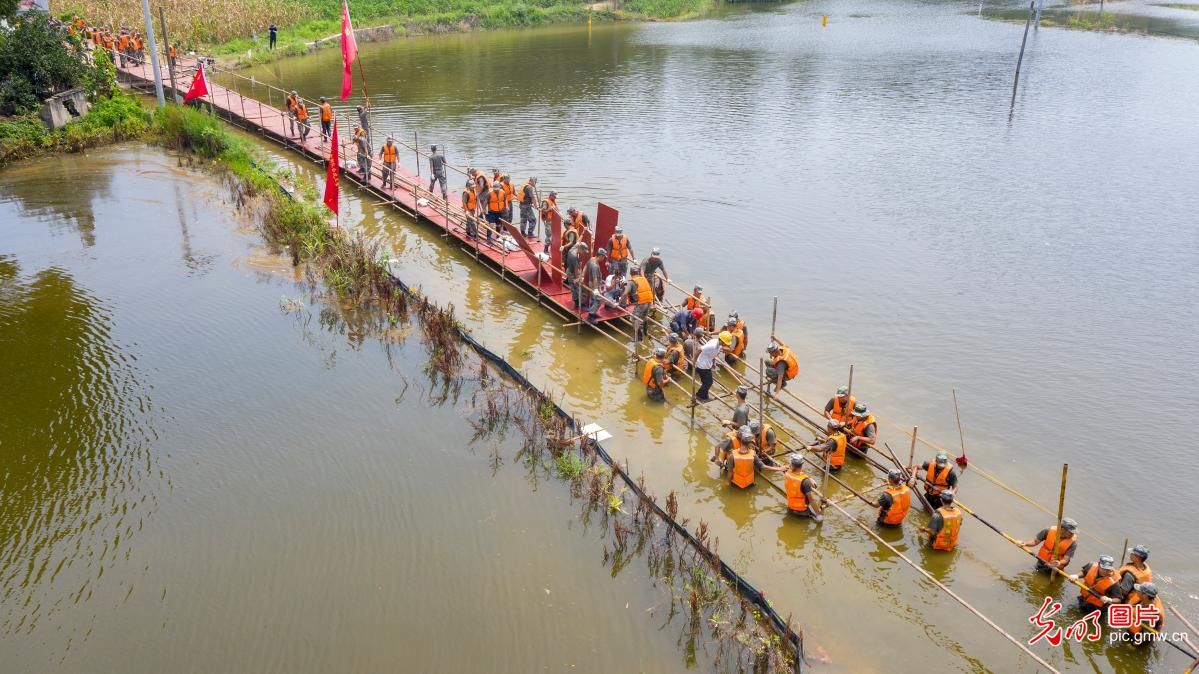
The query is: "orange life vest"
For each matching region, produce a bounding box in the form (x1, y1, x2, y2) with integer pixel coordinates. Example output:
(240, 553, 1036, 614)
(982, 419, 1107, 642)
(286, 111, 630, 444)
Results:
(519, 182, 535, 205)
(118, 35, 129, 51)
(381, 143, 397, 162)
(718, 431, 740, 463)
(730, 449, 756, 488)
(849, 414, 876, 438)
(1036, 527, 1074, 565)
(666, 343, 685, 375)
(570, 211, 584, 230)
(319, 103, 332, 122)
(728, 327, 745, 357)
(631, 275, 653, 305)
(609, 234, 630, 260)
(296, 104, 309, 122)
(502, 180, 514, 204)
(287, 94, 298, 112)
(169, 45, 177, 59)
(1080, 564, 1117, 608)
(685, 294, 709, 326)
(462, 188, 477, 212)
(488, 186, 506, 213)
(561, 225, 578, 249)
(784, 470, 810, 511)
(1126, 593, 1164, 634)
(829, 395, 856, 423)
(475, 173, 491, 192)
(925, 464, 952, 495)
(932, 507, 961, 551)
(642, 360, 662, 390)
(882, 485, 911, 525)
(540, 196, 557, 219)
(826, 431, 847, 468)
(773, 347, 799, 380)
(757, 424, 774, 450)
(1115, 563, 1153, 586)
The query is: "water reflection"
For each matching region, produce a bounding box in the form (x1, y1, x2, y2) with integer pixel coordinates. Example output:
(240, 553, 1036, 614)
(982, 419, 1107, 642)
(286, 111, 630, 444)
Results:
(0, 258, 160, 639)
(0, 160, 119, 247)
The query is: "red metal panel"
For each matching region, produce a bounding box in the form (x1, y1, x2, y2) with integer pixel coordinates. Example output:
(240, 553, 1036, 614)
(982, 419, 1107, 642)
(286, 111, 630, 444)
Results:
(594, 203, 619, 258)
(548, 210, 563, 286)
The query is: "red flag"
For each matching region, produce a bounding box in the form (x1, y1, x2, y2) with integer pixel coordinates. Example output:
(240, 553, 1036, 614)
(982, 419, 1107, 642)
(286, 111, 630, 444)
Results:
(340, 0, 358, 101)
(184, 61, 209, 102)
(323, 122, 340, 216)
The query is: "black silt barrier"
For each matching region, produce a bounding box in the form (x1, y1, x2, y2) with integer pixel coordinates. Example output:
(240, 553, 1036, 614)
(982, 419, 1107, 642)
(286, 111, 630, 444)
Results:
(264, 162, 805, 672)
(383, 270, 805, 672)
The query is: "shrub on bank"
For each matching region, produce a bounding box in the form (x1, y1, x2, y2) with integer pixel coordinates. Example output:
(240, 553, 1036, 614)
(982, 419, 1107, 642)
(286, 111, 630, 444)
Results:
(0, 12, 106, 115)
(0, 91, 150, 166)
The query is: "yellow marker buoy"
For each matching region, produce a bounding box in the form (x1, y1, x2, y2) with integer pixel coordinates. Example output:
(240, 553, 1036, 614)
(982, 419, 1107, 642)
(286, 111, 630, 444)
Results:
(822, 14, 828, 27)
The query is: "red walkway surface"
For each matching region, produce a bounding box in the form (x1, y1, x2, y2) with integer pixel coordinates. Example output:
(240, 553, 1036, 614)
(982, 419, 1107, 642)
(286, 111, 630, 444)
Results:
(118, 57, 631, 325)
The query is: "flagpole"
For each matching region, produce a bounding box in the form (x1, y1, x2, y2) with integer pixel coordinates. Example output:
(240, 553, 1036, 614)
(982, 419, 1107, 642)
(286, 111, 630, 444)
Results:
(344, 0, 373, 136)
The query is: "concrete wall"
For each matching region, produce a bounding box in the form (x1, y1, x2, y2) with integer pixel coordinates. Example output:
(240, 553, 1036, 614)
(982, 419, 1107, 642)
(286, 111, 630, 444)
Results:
(39, 89, 90, 131)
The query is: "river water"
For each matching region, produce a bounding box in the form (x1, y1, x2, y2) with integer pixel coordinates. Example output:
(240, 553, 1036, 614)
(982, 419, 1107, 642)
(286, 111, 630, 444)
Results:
(0, 146, 709, 673)
(5, 0, 1199, 672)
(223, 1, 1199, 671)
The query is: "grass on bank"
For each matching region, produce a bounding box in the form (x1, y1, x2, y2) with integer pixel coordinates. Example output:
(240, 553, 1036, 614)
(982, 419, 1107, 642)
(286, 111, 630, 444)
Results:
(59, 0, 714, 67)
(0, 93, 151, 166)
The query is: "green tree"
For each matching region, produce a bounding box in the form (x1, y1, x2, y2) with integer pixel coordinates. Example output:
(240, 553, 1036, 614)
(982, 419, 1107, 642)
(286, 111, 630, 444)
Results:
(0, 12, 89, 114)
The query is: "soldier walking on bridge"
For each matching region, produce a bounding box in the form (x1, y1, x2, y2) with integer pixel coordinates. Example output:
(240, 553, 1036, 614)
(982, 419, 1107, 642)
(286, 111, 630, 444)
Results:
(428, 145, 447, 200)
(353, 126, 371, 182)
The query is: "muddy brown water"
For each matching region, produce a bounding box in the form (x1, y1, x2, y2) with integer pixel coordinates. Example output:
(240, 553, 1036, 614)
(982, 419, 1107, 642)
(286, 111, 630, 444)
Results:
(220, 2, 1199, 670)
(0, 146, 723, 673)
(4, 0, 1199, 671)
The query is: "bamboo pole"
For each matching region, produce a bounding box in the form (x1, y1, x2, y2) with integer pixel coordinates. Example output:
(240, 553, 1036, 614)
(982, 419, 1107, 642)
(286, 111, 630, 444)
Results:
(947, 494, 1199, 661)
(903, 427, 930, 512)
(1049, 464, 1068, 567)
(952, 388, 969, 470)
(770, 296, 778, 339)
(884, 442, 932, 513)
(1120, 537, 1129, 567)
(757, 477, 1064, 674)
(1169, 605, 1199, 653)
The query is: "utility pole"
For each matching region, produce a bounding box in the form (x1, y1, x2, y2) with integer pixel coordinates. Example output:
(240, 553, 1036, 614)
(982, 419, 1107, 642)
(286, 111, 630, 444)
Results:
(158, 7, 179, 103)
(140, 0, 165, 107)
(1011, 0, 1035, 110)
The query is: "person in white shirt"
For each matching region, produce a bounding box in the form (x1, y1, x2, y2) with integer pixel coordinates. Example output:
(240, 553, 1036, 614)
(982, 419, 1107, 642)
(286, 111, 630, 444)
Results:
(693, 329, 721, 401)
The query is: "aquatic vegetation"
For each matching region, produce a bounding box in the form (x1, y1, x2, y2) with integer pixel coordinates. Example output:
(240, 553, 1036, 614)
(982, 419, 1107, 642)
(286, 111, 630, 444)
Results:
(553, 451, 587, 480)
(151, 105, 802, 673)
(466, 370, 802, 674)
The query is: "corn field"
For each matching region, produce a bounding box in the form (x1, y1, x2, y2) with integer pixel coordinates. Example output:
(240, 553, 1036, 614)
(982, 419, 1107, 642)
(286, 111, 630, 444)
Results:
(60, 0, 312, 47)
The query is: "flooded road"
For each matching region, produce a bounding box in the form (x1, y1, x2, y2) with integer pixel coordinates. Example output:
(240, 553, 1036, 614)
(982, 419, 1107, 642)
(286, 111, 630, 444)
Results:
(222, 1, 1199, 671)
(0, 146, 707, 673)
